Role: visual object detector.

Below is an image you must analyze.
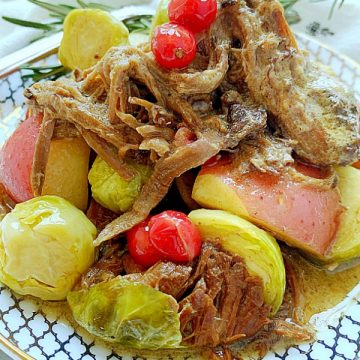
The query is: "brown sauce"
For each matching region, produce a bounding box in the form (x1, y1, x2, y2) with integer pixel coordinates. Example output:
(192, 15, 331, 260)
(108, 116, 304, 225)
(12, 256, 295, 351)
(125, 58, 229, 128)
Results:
(290, 253, 360, 322)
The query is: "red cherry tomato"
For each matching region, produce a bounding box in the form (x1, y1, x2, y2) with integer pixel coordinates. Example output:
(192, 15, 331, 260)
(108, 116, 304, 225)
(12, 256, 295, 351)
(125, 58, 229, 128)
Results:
(148, 211, 202, 263)
(127, 219, 162, 268)
(168, 0, 217, 33)
(151, 23, 196, 69)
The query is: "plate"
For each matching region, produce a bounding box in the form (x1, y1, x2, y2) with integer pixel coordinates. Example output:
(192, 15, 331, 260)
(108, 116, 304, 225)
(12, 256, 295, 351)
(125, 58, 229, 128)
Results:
(0, 33, 359, 360)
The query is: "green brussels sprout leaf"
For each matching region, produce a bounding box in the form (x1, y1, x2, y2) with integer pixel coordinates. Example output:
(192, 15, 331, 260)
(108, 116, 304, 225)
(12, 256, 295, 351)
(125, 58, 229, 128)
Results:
(67, 278, 182, 349)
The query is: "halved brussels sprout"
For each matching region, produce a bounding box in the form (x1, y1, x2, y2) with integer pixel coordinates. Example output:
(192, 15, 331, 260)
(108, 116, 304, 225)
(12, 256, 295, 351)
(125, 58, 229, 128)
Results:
(88, 156, 152, 214)
(59, 9, 129, 70)
(67, 278, 182, 349)
(0, 196, 96, 300)
(188, 209, 286, 315)
(150, 0, 170, 35)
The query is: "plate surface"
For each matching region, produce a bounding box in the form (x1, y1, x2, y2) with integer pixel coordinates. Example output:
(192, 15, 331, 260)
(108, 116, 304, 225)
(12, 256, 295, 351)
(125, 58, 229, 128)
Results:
(0, 33, 359, 360)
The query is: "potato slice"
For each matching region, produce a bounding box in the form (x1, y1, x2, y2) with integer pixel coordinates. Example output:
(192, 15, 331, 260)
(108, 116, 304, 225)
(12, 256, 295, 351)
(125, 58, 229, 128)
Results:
(192, 159, 342, 258)
(189, 209, 286, 315)
(325, 166, 360, 265)
(59, 9, 129, 70)
(42, 138, 90, 210)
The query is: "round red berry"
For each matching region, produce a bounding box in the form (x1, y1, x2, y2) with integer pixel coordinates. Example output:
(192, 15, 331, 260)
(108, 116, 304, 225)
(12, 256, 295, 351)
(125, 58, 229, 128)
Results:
(151, 23, 196, 69)
(168, 0, 217, 33)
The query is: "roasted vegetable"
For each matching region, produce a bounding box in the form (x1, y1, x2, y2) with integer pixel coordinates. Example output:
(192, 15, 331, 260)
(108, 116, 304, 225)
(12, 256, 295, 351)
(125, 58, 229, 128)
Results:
(150, 0, 170, 35)
(0, 113, 43, 203)
(192, 158, 342, 257)
(188, 209, 286, 315)
(324, 166, 360, 265)
(0, 196, 96, 300)
(42, 138, 90, 210)
(67, 278, 182, 349)
(59, 9, 129, 70)
(88, 156, 152, 214)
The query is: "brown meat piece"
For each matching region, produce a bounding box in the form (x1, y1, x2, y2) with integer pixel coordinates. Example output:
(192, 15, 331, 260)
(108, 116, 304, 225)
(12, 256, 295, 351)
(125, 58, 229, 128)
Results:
(229, 0, 360, 166)
(221, 90, 267, 148)
(94, 137, 220, 245)
(124, 261, 193, 299)
(0, 182, 15, 220)
(179, 243, 271, 347)
(52, 119, 80, 139)
(86, 199, 118, 232)
(79, 240, 125, 289)
(30, 110, 55, 196)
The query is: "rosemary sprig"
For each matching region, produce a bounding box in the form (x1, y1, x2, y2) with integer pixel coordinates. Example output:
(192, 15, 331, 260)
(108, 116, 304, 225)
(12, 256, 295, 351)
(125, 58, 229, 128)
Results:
(21, 65, 69, 82)
(2, 1, 150, 38)
(76, 1, 114, 12)
(2, 16, 59, 31)
(123, 15, 153, 33)
(3, 1, 153, 82)
(27, 0, 77, 20)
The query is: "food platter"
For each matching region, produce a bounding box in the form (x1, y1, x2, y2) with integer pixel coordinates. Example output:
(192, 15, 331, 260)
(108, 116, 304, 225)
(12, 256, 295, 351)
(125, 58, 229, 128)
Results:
(0, 32, 359, 360)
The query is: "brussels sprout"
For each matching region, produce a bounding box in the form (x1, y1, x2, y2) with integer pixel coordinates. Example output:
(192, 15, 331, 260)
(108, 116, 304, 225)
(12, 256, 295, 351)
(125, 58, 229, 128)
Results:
(0, 196, 96, 300)
(150, 0, 170, 35)
(59, 9, 129, 70)
(324, 166, 360, 265)
(188, 209, 286, 315)
(67, 278, 182, 349)
(88, 157, 152, 214)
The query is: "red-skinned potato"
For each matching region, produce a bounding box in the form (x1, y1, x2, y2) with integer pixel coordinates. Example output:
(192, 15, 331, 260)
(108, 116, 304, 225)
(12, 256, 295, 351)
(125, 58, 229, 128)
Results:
(192, 155, 343, 258)
(0, 113, 43, 203)
(0, 112, 90, 210)
(352, 160, 360, 169)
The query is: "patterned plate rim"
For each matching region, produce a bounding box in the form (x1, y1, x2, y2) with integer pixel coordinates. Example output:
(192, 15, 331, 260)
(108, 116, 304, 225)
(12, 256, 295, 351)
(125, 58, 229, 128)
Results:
(0, 32, 359, 360)
(296, 31, 360, 70)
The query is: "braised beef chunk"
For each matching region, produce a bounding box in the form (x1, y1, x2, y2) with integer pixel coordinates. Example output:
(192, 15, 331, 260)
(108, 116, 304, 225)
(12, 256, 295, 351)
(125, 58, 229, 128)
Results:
(79, 240, 125, 289)
(124, 262, 193, 299)
(179, 243, 271, 347)
(86, 199, 118, 231)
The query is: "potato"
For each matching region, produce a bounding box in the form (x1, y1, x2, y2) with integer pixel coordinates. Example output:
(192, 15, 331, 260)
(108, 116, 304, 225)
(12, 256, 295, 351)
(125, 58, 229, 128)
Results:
(192, 157, 342, 258)
(59, 9, 129, 70)
(41, 138, 90, 210)
(0, 113, 43, 203)
(324, 166, 360, 265)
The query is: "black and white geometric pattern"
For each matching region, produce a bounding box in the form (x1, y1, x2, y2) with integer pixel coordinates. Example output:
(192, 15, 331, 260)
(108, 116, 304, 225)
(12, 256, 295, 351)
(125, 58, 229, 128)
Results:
(0, 35, 359, 360)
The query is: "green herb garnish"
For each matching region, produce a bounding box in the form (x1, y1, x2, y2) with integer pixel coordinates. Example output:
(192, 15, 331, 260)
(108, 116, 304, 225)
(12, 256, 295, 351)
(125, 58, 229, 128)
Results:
(21, 65, 70, 82)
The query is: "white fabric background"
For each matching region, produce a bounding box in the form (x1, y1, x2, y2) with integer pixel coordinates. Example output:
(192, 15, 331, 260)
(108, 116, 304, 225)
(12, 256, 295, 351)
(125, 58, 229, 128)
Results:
(0, 0, 359, 62)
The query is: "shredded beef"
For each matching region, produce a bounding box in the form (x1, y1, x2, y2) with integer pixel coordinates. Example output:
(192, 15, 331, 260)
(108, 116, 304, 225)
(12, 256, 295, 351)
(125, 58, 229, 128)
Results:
(178, 243, 271, 347)
(79, 240, 125, 289)
(124, 262, 193, 299)
(86, 199, 118, 232)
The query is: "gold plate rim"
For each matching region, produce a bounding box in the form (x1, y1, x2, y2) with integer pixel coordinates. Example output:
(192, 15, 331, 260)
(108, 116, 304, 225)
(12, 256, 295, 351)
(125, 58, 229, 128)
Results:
(0, 333, 34, 360)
